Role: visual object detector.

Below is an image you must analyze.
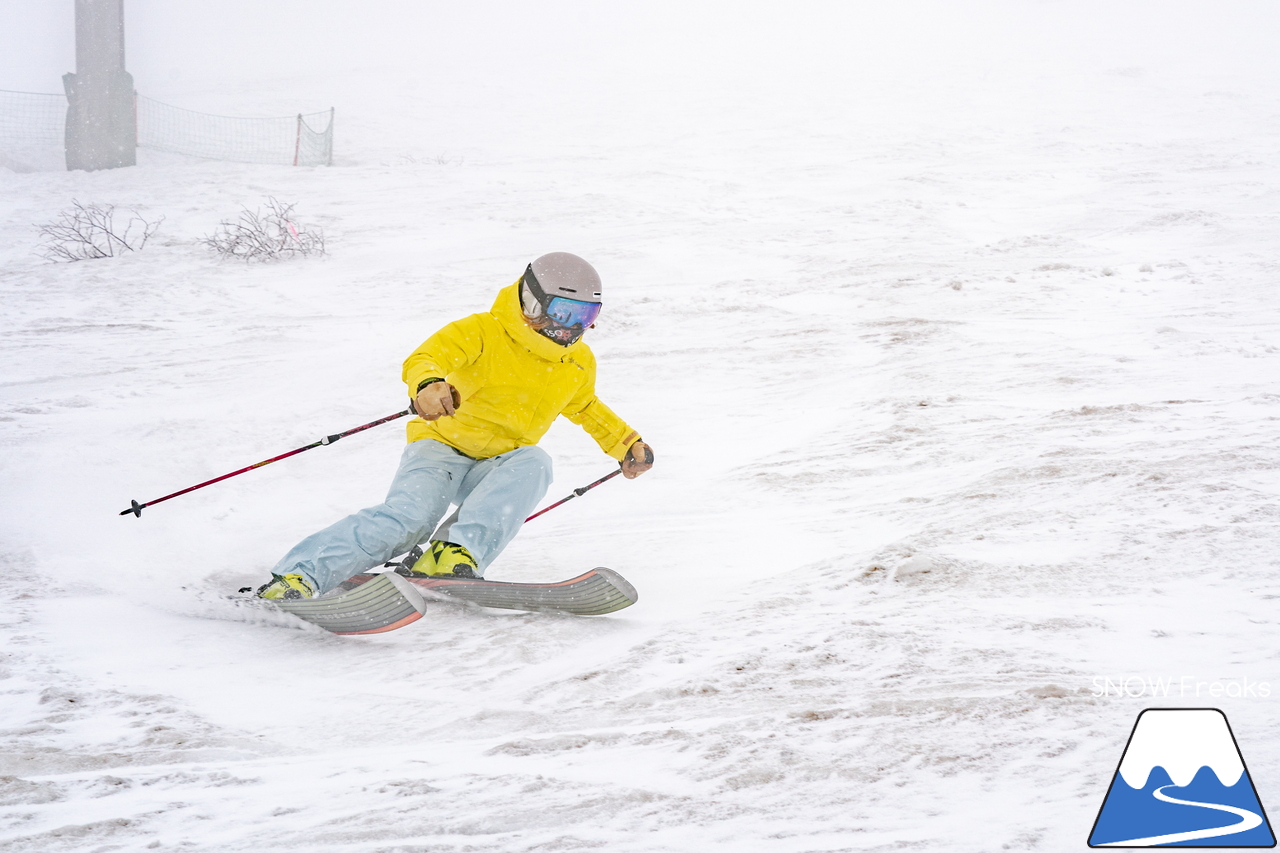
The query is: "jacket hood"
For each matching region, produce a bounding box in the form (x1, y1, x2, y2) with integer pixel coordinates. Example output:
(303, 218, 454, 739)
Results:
(491, 282, 589, 361)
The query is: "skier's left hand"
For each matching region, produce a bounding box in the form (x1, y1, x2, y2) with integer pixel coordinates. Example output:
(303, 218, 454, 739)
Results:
(621, 441, 654, 479)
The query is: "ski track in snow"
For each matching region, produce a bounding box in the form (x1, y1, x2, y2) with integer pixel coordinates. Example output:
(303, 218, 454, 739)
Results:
(2, 2, 1280, 850)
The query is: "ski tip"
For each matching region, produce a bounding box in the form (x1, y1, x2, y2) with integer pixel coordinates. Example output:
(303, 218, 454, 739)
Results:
(592, 566, 638, 605)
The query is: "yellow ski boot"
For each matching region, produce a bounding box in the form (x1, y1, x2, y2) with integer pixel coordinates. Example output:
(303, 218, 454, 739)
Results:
(409, 541, 479, 578)
(256, 573, 317, 600)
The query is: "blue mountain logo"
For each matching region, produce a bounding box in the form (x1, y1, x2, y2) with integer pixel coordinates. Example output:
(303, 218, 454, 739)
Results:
(1089, 708, 1275, 847)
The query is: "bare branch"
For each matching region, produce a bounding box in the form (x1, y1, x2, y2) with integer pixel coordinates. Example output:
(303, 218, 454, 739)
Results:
(38, 201, 162, 262)
(202, 197, 325, 262)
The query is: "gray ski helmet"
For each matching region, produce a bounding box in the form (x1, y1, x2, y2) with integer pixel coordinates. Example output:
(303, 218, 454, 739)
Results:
(520, 252, 603, 346)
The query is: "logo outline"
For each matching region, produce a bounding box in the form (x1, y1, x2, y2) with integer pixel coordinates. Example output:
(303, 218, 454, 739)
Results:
(1088, 707, 1276, 848)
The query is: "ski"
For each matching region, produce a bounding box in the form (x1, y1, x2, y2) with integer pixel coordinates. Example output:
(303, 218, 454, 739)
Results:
(341, 566, 639, 617)
(271, 567, 638, 635)
(272, 572, 426, 635)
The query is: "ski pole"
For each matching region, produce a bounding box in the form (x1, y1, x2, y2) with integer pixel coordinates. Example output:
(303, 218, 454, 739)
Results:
(119, 407, 415, 518)
(525, 469, 622, 523)
(524, 445, 651, 523)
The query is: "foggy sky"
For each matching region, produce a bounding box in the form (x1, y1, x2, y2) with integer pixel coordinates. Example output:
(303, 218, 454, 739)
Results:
(5, 1, 1280, 100)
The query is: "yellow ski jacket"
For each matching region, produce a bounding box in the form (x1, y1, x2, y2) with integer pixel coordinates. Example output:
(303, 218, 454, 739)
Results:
(401, 282, 639, 461)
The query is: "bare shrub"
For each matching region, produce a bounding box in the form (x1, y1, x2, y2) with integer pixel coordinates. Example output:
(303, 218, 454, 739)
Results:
(39, 201, 162, 262)
(202, 198, 325, 262)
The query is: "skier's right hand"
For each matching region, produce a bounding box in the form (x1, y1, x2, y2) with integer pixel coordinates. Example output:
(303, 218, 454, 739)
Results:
(414, 381, 462, 420)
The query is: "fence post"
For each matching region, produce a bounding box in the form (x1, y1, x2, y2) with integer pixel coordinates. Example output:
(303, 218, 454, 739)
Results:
(293, 113, 301, 166)
(326, 107, 334, 166)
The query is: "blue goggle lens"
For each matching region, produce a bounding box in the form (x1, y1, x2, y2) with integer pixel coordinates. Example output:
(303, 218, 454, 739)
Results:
(545, 296, 601, 328)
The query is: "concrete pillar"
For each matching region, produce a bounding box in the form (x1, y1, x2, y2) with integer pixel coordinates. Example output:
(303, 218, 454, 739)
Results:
(64, 0, 136, 171)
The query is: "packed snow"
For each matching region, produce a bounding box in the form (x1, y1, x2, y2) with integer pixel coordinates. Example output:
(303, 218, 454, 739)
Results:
(1, 2, 1279, 850)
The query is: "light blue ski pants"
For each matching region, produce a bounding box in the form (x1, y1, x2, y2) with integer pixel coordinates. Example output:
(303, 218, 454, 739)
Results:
(272, 439, 553, 595)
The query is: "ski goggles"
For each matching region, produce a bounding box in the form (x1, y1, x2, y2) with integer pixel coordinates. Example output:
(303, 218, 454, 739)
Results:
(544, 295, 602, 329)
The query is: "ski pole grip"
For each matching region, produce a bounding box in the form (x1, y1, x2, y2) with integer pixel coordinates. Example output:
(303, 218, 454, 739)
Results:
(625, 444, 654, 465)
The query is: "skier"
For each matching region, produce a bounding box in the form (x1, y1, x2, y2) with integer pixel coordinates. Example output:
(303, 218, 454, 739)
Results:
(257, 252, 654, 600)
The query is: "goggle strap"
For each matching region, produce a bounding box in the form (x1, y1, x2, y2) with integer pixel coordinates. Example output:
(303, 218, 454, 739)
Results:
(523, 264, 549, 305)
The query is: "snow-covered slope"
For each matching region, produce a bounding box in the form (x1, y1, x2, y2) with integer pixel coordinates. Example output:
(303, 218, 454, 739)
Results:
(1, 2, 1278, 850)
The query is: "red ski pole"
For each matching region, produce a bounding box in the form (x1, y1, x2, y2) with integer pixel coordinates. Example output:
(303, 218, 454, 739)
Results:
(524, 444, 651, 523)
(525, 469, 622, 523)
(119, 407, 415, 518)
